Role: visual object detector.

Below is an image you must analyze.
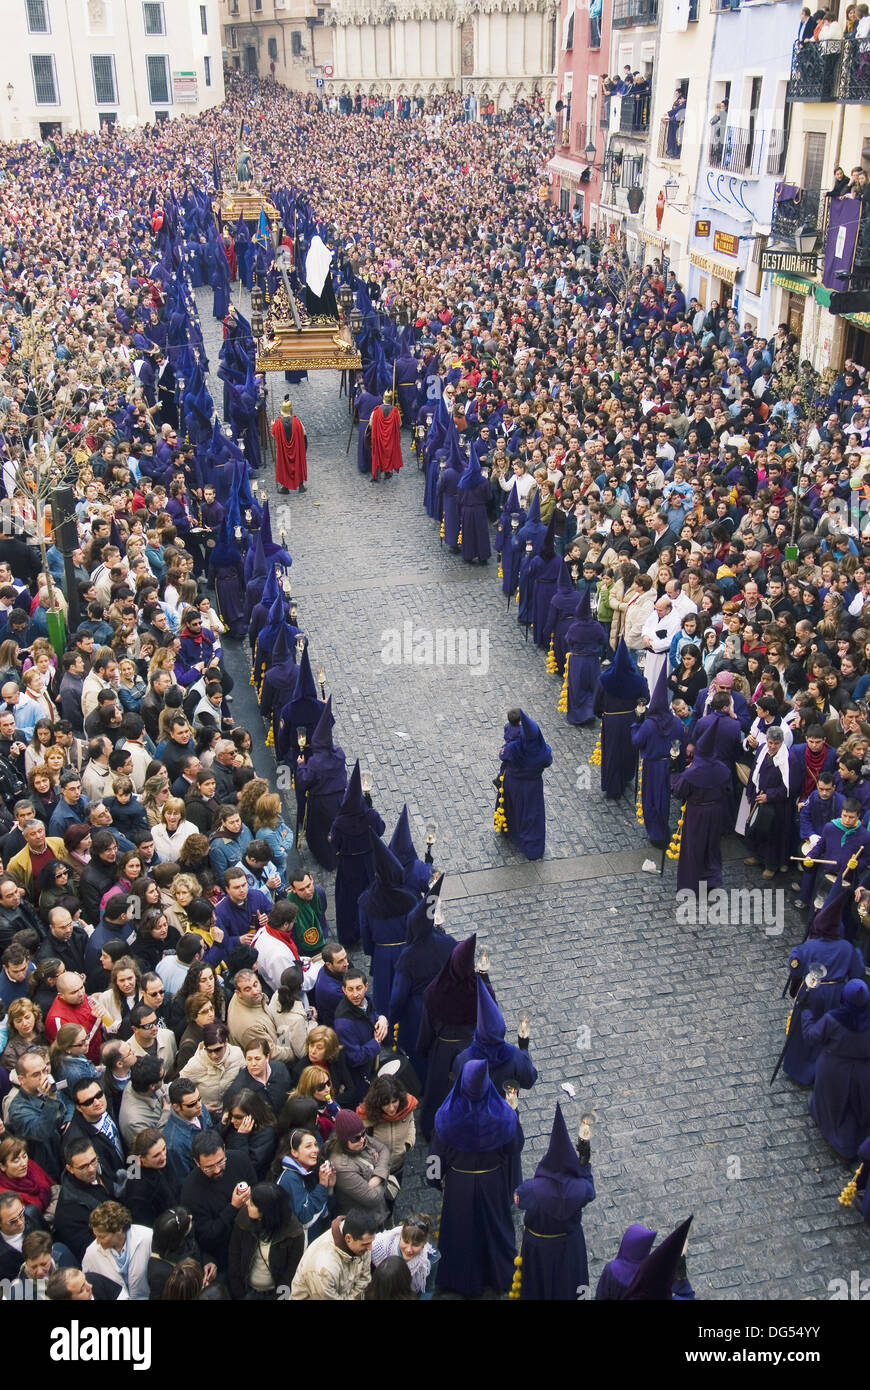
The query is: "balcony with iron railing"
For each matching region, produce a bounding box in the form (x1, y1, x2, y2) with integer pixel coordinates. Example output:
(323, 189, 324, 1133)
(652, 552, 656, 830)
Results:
(612, 0, 658, 27)
(619, 91, 650, 134)
(838, 36, 870, 102)
(707, 126, 765, 177)
(787, 39, 843, 102)
(770, 185, 825, 244)
(657, 116, 683, 161)
(765, 128, 788, 178)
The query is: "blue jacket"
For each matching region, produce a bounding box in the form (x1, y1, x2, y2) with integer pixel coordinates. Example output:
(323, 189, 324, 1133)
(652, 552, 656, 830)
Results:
(313, 967, 345, 1029)
(103, 796, 151, 838)
(333, 996, 380, 1105)
(214, 887, 272, 940)
(799, 788, 844, 840)
(276, 1158, 331, 1239)
(164, 1106, 213, 1186)
(48, 797, 90, 839)
(209, 826, 252, 878)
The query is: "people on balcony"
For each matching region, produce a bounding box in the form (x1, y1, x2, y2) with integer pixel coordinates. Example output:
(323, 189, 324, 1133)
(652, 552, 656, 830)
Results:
(629, 73, 650, 130)
(798, 6, 817, 40)
(826, 166, 851, 200)
(665, 90, 686, 160)
(819, 8, 844, 37)
(857, 3, 870, 36)
(848, 167, 870, 210)
(845, 2, 859, 31)
(709, 102, 728, 166)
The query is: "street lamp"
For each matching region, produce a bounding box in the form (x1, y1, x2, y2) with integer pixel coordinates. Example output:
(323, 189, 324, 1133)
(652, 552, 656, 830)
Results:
(794, 223, 818, 255)
(250, 285, 264, 341)
(585, 140, 596, 164)
(664, 176, 679, 203)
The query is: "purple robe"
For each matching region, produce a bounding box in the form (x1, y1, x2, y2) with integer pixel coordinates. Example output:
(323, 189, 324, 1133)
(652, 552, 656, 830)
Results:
(783, 937, 866, 1085)
(564, 618, 608, 725)
(437, 465, 461, 547)
(631, 713, 687, 844)
(458, 482, 491, 563)
(594, 687, 641, 800)
(530, 554, 561, 648)
(803, 1008, 870, 1158)
(671, 759, 732, 893)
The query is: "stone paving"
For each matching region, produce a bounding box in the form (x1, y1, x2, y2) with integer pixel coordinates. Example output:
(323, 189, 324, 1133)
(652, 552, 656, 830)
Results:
(197, 289, 869, 1300)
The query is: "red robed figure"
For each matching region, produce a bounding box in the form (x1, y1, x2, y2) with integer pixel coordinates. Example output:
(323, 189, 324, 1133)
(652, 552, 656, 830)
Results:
(272, 404, 308, 491)
(369, 400, 403, 478)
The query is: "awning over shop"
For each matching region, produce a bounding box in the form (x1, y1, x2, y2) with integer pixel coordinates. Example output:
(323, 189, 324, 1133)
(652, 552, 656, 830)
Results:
(640, 228, 668, 250)
(689, 250, 738, 285)
(772, 273, 813, 297)
(548, 154, 586, 181)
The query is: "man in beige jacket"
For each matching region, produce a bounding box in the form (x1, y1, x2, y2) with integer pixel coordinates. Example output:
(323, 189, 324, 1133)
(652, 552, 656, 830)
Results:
(289, 1211, 376, 1300)
(226, 970, 295, 1063)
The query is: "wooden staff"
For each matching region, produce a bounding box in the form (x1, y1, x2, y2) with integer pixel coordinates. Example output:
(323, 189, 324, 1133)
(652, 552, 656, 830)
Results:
(789, 855, 839, 866)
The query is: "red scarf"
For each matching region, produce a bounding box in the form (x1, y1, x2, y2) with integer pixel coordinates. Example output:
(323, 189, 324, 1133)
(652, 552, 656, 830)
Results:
(0, 1159, 53, 1210)
(357, 1094, 418, 1125)
(800, 741, 829, 801)
(260, 924, 300, 960)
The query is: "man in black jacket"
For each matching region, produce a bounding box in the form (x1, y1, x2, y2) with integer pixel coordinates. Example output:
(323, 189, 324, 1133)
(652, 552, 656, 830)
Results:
(0, 872, 45, 950)
(0, 1193, 46, 1282)
(45, 1266, 126, 1301)
(179, 1132, 256, 1274)
(0, 801, 36, 869)
(36, 906, 89, 974)
(210, 740, 240, 803)
(53, 1140, 115, 1261)
(65, 1078, 127, 1189)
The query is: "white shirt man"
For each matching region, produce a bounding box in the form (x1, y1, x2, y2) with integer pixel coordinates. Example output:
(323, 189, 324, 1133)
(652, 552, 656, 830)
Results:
(664, 581, 698, 624)
(641, 598, 681, 694)
(498, 462, 536, 503)
(82, 1223, 153, 1301)
(250, 922, 300, 993)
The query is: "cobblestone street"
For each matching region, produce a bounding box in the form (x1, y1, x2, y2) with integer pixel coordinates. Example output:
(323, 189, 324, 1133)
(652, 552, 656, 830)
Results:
(199, 292, 869, 1300)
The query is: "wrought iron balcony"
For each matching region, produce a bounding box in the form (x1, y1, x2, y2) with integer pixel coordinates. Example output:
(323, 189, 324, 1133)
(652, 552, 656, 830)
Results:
(707, 126, 765, 176)
(765, 128, 787, 178)
(787, 38, 842, 101)
(657, 115, 682, 161)
(770, 185, 824, 244)
(838, 36, 870, 102)
(619, 91, 650, 134)
(613, 0, 658, 27)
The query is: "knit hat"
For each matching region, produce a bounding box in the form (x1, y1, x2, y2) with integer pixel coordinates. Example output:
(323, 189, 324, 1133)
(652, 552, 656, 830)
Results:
(334, 1110, 366, 1143)
(63, 823, 91, 852)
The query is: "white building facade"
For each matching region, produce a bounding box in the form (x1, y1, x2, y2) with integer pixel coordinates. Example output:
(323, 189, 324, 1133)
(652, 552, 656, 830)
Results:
(0, 0, 225, 141)
(326, 0, 558, 113)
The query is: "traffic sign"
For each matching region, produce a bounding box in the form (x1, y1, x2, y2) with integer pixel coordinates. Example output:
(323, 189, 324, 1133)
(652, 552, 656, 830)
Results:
(315, 78, 324, 89)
